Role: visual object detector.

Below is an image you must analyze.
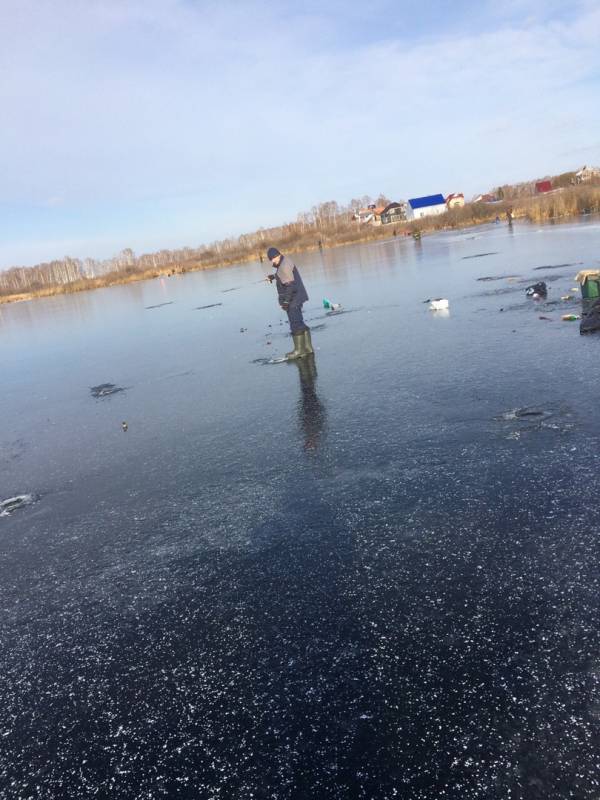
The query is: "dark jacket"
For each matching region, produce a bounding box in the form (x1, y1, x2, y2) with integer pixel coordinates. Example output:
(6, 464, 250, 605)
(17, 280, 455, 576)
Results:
(275, 256, 309, 307)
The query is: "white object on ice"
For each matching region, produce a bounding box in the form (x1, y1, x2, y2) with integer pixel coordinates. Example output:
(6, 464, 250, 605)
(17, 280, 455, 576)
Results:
(429, 298, 449, 311)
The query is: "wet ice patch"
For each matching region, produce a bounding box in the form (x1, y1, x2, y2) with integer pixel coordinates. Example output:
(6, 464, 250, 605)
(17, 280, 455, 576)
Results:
(499, 295, 580, 314)
(79, 479, 287, 611)
(323, 308, 361, 317)
(494, 406, 573, 437)
(252, 356, 288, 365)
(462, 252, 499, 259)
(0, 494, 36, 516)
(309, 308, 362, 322)
(474, 285, 523, 298)
(150, 370, 193, 384)
(476, 275, 521, 282)
(90, 383, 126, 398)
(533, 262, 582, 271)
(499, 407, 549, 420)
(520, 274, 565, 284)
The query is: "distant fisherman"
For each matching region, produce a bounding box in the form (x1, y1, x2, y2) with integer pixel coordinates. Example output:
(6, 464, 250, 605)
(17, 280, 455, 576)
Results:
(266, 247, 313, 359)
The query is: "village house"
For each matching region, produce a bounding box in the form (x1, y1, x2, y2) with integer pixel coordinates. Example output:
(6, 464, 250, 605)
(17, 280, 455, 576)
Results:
(576, 165, 600, 183)
(472, 193, 498, 203)
(406, 194, 447, 220)
(354, 204, 377, 224)
(371, 206, 387, 225)
(363, 206, 390, 226)
(535, 180, 553, 194)
(354, 202, 406, 226)
(379, 202, 407, 225)
(445, 193, 465, 209)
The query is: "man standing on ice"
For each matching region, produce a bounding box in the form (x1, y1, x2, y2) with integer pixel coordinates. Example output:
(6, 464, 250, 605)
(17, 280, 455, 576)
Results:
(266, 247, 313, 359)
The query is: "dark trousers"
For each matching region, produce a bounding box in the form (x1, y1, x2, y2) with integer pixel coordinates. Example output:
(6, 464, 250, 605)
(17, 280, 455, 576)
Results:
(287, 303, 308, 335)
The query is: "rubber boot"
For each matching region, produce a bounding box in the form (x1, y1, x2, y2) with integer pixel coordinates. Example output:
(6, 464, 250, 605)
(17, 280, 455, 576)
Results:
(286, 332, 304, 360)
(302, 328, 314, 355)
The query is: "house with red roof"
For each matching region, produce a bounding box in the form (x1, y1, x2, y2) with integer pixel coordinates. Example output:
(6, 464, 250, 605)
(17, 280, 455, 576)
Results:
(446, 193, 465, 209)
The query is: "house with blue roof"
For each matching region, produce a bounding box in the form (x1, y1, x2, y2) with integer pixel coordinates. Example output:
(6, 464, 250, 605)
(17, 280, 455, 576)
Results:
(406, 194, 447, 221)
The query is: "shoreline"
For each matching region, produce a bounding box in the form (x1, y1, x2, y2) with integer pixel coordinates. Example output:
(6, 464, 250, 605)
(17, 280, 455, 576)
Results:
(1, 203, 598, 307)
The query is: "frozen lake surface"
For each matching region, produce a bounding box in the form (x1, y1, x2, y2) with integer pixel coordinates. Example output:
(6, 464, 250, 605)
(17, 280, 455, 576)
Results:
(1, 220, 600, 799)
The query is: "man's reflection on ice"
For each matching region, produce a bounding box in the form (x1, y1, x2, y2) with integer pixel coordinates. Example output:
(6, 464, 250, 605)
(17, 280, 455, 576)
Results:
(293, 354, 326, 452)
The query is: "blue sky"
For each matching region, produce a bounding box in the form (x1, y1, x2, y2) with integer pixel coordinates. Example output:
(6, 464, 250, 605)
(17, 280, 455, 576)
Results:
(1, 0, 599, 268)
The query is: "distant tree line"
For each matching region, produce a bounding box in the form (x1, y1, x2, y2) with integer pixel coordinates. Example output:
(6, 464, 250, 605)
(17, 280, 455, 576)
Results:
(0, 195, 392, 297)
(2, 173, 599, 300)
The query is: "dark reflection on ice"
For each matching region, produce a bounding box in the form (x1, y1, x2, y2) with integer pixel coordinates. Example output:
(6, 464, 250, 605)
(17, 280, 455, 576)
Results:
(195, 302, 223, 310)
(293, 355, 326, 452)
(580, 298, 600, 335)
(145, 301, 174, 309)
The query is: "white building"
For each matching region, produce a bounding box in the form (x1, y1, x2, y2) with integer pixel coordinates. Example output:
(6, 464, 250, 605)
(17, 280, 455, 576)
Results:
(576, 165, 600, 183)
(406, 194, 447, 220)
